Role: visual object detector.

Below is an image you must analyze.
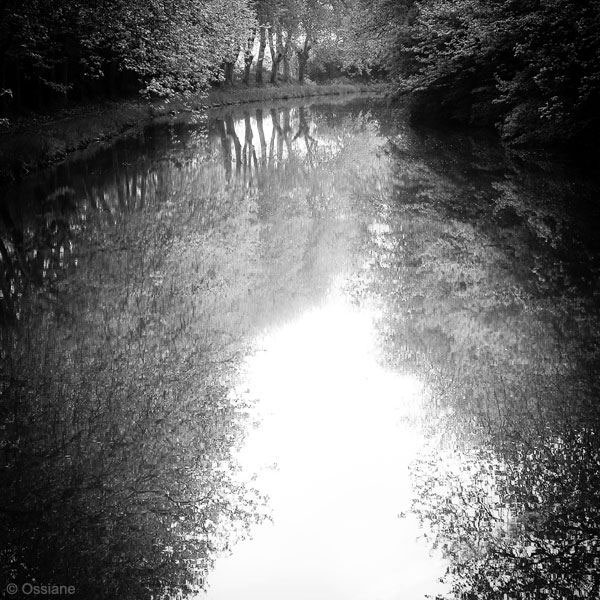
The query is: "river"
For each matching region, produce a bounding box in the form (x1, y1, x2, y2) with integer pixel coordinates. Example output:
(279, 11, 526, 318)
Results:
(1, 95, 599, 599)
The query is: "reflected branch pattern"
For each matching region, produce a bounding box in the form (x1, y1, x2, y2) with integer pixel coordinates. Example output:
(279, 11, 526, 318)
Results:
(0, 99, 387, 599)
(2, 97, 600, 599)
(358, 124, 600, 599)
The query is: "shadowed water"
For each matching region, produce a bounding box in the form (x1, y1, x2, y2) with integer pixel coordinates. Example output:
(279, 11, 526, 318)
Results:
(1, 96, 599, 599)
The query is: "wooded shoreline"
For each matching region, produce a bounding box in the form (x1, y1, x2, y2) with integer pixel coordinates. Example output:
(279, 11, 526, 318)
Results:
(0, 82, 386, 186)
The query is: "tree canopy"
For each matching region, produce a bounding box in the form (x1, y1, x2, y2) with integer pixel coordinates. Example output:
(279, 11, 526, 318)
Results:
(0, 0, 257, 103)
(2, 0, 599, 148)
(0, 0, 359, 109)
(340, 0, 600, 147)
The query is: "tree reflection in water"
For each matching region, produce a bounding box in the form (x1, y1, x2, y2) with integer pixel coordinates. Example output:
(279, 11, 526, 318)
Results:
(361, 126, 600, 598)
(2, 97, 600, 599)
(0, 98, 393, 599)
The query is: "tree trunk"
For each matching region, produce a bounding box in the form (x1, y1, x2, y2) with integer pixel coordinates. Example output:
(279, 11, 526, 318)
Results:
(222, 46, 241, 87)
(225, 114, 242, 174)
(256, 108, 267, 166)
(297, 39, 311, 84)
(243, 55, 254, 85)
(223, 62, 234, 86)
(267, 27, 276, 84)
(282, 53, 291, 82)
(217, 119, 232, 181)
(255, 26, 267, 85)
(270, 108, 283, 162)
(282, 107, 294, 157)
(269, 22, 284, 85)
(243, 28, 256, 85)
(271, 23, 285, 83)
(297, 50, 308, 84)
(282, 31, 294, 82)
(243, 111, 257, 184)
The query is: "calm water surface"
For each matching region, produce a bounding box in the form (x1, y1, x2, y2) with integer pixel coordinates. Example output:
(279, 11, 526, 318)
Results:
(2, 96, 600, 599)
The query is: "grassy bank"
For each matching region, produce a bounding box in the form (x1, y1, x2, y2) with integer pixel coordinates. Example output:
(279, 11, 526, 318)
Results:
(0, 82, 387, 185)
(207, 81, 384, 106)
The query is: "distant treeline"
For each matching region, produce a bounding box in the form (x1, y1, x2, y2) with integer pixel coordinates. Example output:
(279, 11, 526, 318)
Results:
(346, 0, 600, 148)
(2, 0, 599, 148)
(0, 0, 254, 107)
(0, 0, 371, 114)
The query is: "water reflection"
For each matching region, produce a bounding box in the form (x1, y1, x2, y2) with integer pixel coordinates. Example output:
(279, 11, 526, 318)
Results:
(1, 95, 600, 599)
(207, 289, 446, 600)
(0, 97, 401, 599)
(361, 124, 600, 598)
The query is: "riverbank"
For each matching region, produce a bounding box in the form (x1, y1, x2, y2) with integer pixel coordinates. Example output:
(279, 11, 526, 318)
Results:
(0, 82, 387, 186)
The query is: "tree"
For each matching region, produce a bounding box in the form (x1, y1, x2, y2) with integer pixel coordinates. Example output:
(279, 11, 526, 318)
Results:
(336, 0, 411, 76)
(253, 0, 274, 84)
(267, 16, 284, 84)
(243, 27, 258, 85)
(125, 0, 255, 96)
(0, 0, 256, 107)
(361, 0, 600, 147)
(351, 108, 600, 597)
(0, 130, 274, 597)
(267, 0, 302, 84)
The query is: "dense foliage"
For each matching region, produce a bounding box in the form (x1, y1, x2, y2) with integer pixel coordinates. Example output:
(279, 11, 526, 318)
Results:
(406, 0, 600, 146)
(356, 112, 600, 597)
(0, 0, 357, 111)
(0, 101, 391, 599)
(2, 0, 599, 148)
(342, 0, 600, 147)
(0, 0, 256, 105)
(0, 125, 274, 598)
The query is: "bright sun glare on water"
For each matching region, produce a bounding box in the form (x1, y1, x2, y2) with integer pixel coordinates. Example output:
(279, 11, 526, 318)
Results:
(205, 287, 448, 600)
